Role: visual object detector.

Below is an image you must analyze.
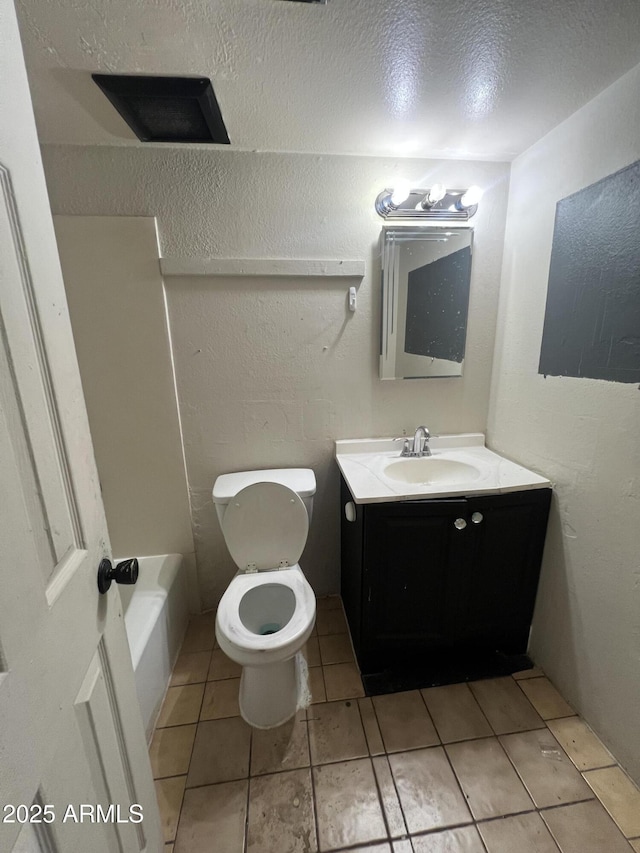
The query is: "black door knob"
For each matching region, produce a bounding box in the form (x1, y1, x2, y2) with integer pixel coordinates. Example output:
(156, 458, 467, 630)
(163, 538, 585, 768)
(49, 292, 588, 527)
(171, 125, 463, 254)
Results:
(97, 557, 139, 594)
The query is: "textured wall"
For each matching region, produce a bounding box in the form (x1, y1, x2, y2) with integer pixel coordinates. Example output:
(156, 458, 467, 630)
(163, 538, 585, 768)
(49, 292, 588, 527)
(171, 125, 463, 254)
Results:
(488, 62, 640, 783)
(43, 147, 509, 606)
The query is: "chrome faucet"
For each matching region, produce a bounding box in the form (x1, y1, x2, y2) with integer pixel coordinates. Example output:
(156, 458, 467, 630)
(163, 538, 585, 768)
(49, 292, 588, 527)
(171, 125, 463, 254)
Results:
(397, 425, 432, 457)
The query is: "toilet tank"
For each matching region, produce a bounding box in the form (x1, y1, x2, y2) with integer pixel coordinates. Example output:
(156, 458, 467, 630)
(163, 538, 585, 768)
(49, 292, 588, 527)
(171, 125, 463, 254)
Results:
(212, 468, 316, 525)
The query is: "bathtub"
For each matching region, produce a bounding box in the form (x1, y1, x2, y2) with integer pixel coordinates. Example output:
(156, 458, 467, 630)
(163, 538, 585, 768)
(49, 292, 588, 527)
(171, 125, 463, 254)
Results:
(119, 554, 189, 740)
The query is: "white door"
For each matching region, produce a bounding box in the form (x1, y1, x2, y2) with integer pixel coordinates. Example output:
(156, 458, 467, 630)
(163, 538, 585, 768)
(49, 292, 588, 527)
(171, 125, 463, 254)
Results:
(0, 4, 162, 852)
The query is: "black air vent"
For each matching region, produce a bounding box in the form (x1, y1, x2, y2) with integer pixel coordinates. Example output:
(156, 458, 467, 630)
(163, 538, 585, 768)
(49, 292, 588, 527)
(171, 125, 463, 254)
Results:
(92, 74, 230, 144)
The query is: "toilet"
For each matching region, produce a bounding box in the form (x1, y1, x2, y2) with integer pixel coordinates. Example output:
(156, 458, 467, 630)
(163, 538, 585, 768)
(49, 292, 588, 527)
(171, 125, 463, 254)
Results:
(213, 468, 317, 729)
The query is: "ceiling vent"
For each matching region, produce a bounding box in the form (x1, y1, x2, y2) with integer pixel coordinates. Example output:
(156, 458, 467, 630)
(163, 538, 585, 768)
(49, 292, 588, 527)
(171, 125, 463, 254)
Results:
(92, 74, 230, 144)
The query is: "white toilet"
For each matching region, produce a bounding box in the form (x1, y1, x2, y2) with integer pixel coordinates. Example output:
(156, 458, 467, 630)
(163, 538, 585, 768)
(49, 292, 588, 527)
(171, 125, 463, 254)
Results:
(213, 468, 317, 729)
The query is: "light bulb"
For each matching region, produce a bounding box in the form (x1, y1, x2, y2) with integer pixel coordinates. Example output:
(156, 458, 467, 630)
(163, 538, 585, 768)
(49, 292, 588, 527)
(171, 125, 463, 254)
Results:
(418, 183, 447, 209)
(459, 186, 483, 208)
(427, 183, 447, 204)
(390, 181, 411, 207)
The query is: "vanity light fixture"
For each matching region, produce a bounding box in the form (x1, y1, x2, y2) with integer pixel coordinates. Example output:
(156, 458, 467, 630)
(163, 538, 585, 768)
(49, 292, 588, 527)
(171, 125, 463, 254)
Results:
(375, 185, 483, 220)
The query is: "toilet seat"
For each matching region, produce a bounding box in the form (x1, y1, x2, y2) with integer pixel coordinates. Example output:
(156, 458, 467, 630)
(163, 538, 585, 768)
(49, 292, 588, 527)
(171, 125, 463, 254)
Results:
(216, 567, 316, 657)
(221, 481, 309, 572)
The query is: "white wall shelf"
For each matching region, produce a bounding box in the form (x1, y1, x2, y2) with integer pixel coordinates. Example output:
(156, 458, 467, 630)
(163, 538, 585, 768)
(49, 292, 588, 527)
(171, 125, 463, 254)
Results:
(159, 257, 365, 279)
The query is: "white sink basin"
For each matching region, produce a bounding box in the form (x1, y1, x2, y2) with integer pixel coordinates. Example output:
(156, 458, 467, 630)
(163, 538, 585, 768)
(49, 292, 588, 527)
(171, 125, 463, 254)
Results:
(380, 456, 482, 485)
(335, 433, 552, 504)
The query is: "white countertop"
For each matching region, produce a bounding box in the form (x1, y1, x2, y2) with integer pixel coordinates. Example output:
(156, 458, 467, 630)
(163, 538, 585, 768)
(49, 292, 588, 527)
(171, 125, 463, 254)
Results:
(335, 433, 551, 504)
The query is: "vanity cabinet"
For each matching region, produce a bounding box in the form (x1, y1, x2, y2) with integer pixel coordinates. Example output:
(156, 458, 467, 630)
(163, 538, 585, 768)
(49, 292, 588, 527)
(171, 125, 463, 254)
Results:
(340, 476, 552, 674)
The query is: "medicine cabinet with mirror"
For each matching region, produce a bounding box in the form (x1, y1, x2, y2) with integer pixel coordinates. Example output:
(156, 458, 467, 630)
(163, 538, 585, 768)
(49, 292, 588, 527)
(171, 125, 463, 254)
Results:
(380, 226, 473, 380)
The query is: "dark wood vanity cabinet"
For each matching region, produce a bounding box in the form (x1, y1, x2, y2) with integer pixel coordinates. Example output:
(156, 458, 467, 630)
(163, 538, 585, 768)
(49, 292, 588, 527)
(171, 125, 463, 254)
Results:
(340, 476, 552, 674)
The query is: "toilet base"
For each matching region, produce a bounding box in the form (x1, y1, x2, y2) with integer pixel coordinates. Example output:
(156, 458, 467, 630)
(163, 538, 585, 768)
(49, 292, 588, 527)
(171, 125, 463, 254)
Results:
(238, 653, 309, 729)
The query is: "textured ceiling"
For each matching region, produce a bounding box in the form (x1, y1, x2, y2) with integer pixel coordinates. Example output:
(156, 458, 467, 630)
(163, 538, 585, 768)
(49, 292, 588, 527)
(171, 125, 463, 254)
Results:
(15, 0, 640, 160)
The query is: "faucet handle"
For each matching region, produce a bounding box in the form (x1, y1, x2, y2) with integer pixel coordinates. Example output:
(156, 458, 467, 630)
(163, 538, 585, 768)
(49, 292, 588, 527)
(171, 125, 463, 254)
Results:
(393, 437, 411, 456)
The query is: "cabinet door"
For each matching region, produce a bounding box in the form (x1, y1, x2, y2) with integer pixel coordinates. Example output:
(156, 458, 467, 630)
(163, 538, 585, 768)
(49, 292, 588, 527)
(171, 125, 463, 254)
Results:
(362, 500, 469, 658)
(462, 490, 552, 650)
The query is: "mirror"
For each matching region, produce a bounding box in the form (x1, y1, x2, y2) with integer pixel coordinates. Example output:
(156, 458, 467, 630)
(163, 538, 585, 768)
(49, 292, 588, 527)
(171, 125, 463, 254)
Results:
(380, 226, 473, 379)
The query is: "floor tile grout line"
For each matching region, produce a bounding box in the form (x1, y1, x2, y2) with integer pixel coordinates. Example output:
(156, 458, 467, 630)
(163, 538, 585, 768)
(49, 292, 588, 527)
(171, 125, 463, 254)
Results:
(169, 647, 213, 688)
(317, 662, 328, 704)
(322, 832, 400, 853)
(369, 689, 391, 756)
(474, 821, 492, 853)
(457, 680, 496, 738)
(475, 806, 560, 851)
(536, 795, 598, 813)
(317, 629, 354, 667)
(361, 755, 393, 847)
(153, 773, 188, 846)
(357, 694, 407, 842)
(399, 817, 478, 843)
(359, 696, 386, 759)
(243, 728, 254, 853)
(468, 677, 550, 738)
(195, 676, 208, 727)
(543, 718, 620, 774)
(372, 753, 409, 842)
(305, 728, 545, 766)
(580, 766, 640, 839)
(320, 841, 387, 853)
(466, 680, 502, 738)
(207, 672, 243, 685)
(474, 805, 539, 824)
(486, 817, 554, 853)
(513, 674, 576, 721)
(583, 757, 640, 787)
(155, 712, 235, 730)
(303, 707, 322, 853)
(415, 686, 443, 746)
(438, 732, 503, 746)
(439, 731, 482, 825)
(169, 716, 200, 847)
(171, 788, 186, 848)
(484, 733, 538, 815)
(153, 771, 191, 783)
(181, 775, 251, 791)
(495, 727, 562, 811)
(367, 692, 418, 840)
(511, 671, 545, 681)
(168, 780, 599, 819)
(537, 811, 570, 853)
(155, 682, 206, 729)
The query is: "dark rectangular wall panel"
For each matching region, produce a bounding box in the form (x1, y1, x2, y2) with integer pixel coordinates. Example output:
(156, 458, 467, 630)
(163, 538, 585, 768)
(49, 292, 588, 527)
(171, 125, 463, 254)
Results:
(405, 246, 471, 362)
(539, 159, 640, 383)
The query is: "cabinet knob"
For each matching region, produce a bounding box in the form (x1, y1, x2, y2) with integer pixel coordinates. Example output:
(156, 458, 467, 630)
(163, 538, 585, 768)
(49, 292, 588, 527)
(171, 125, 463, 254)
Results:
(344, 501, 357, 523)
(454, 518, 467, 530)
(471, 512, 484, 524)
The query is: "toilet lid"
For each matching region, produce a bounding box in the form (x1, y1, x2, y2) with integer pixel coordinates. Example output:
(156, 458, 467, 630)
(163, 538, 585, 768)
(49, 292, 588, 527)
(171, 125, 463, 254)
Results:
(221, 481, 309, 571)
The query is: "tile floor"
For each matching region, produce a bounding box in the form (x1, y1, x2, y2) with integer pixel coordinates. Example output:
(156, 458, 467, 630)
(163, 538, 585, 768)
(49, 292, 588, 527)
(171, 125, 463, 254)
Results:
(150, 596, 640, 853)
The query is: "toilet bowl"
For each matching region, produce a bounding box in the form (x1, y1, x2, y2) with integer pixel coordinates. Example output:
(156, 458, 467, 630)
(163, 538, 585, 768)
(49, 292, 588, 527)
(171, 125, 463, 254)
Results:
(213, 470, 317, 729)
